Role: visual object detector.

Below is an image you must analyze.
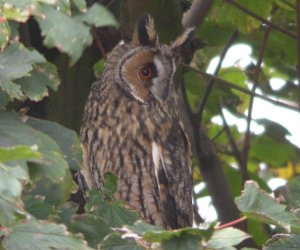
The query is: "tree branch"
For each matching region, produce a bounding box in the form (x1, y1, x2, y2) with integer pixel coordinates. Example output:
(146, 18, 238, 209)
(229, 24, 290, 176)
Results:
(218, 101, 243, 170)
(181, 63, 300, 113)
(179, 79, 241, 224)
(197, 30, 239, 123)
(182, 0, 214, 29)
(225, 0, 297, 40)
(91, 28, 107, 60)
(241, 25, 272, 183)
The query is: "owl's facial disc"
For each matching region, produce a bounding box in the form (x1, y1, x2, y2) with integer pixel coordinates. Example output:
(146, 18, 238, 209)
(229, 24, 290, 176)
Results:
(150, 55, 175, 103)
(119, 48, 175, 104)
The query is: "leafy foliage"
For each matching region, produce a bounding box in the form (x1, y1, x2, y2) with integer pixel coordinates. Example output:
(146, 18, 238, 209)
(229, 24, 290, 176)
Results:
(0, 0, 300, 249)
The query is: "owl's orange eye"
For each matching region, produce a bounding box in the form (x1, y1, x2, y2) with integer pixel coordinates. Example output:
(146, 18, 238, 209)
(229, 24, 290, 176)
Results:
(139, 65, 153, 80)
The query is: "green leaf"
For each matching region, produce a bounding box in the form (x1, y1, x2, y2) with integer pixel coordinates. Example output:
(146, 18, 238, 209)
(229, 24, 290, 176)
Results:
(0, 160, 28, 226)
(71, 0, 86, 12)
(263, 234, 300, 250)
(27, 130, 68, 182)
(247, 220, 269, 247)
(23, 195, 55, 220)
(103, 172, 118, 196)
(15, 62, 60, 101)
(144, 226, 213, 243)
(197, 20, 234, 47)
(235, 181, 300, 232)
(1, 2, 30, 22)
(0, 145, 41, 162)
(0, 112, 68, 182)
(86, 189, 138, 227)
(0, 21, 10, 49)
(0, 161, 29, 201)
(93, 58, 105, 78)
(35, 4, 92, 64)
(123, 221, 214, 249)
(68, 214, 111, 248)
(277, 176, 300, 210)
(249, 135, 296, 166)
(0, 80, 24, 100)
(256, 119, 291, 142)
(219, 67, 247, 90)
(76, 3, 119, 28)
(0, 43, 45, 81)
(161, 234, 202, 250)
(0, 196, 24, 226)
(0, 43, 46, 101)
(100, 232, 143, 250)
(25, 168, 74, 206)
(2, 220, 92, 250)
(26, 116, 82, 171)
(207, 227, 250, 249)
(225, 0, 272, 33)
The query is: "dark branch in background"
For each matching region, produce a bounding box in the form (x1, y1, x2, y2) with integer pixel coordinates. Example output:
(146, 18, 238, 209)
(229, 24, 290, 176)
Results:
(197, 30, 239, 123)
(218, 101, 243, 171)
(225, 0, 297, 40)
(241, 25, 272, 183)
(19, 23, 32, 47)
(180, 80, 242, 224)
(297, 0, 300, 109)
(181, 63, 300, 112)
(91, 28, 107, 60)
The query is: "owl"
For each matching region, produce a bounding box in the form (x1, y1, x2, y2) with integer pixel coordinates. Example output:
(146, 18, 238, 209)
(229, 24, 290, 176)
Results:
(80, 15, 193, 229)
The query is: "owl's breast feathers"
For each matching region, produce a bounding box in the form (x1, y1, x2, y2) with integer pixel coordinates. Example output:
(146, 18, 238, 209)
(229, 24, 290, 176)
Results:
(80, 79, 192, 229)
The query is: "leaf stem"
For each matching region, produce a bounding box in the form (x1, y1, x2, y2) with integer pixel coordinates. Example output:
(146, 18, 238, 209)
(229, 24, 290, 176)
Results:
(215, 216, 247, 230)
(91, 28, 107, 60)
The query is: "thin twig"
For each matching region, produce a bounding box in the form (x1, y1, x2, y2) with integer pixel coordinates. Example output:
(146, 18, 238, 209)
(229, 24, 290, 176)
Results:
(225, 0, 297, 40)
(241, 25, 272, 183)
(211, 127, 226, 142)
(215, 216, 247, 230)
(297, 0, 300, 108)
(91, 28, 107, 60)
(197, 30, 239, 122)
(218, 101, 244, 173)
(181, 63, 300, 113)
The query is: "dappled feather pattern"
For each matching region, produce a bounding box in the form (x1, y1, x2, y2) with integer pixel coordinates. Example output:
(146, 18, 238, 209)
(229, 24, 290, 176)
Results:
(80, 15, 193, 229)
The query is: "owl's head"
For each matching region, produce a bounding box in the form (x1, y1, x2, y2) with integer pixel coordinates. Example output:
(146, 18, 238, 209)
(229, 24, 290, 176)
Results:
(109, 14, 193, 104)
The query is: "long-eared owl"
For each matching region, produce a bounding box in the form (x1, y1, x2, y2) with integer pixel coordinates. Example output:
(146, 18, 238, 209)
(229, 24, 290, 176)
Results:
(80, 15, 193, 229)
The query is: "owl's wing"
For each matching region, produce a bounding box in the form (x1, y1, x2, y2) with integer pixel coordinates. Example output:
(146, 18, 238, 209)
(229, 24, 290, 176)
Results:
(152, 124, 193, 229)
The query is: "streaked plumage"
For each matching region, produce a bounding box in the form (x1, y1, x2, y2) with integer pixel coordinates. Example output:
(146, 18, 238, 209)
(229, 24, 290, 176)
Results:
(80, 15, 193, 229)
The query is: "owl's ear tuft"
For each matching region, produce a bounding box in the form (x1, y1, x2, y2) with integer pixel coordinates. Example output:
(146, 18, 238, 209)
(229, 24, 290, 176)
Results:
(133, 14, 158, 46)
(171, 27, 195, 51)
(171, 28, 205, 63)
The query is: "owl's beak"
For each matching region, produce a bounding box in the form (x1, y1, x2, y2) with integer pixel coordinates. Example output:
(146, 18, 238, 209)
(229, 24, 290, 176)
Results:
(150, 81, 170, 103)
